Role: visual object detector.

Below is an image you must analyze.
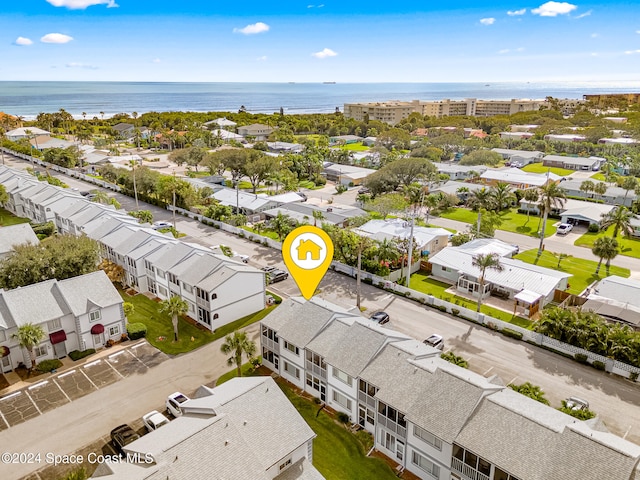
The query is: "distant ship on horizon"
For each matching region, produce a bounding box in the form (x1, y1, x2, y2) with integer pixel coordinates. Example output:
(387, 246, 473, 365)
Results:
(323, 81, 336, 84)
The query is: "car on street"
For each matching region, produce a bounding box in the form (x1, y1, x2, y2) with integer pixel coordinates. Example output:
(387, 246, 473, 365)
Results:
(152, 221, 173, 230)
(556, 223, 573, 235)
(296, 192, 308, 201)
(423, 334, 445, 350)
(358, 186, 371, 194)
(267, 270, 289, 284)
(110, 424, 140, 454)
(233, 252, 250, 263)
(166, 391, 190, 417)
(565, 396, 589, 411)
(142, 410, 170, 432)
(261, 266, 278, 273)
(370, 311, 390, 325)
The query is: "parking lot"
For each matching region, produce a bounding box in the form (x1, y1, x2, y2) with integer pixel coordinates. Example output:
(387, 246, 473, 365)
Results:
(0, 342, 167, 431)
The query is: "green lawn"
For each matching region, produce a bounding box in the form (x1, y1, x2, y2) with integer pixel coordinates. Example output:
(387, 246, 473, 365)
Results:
(520, 163, 574, 177)
(439, 207, 556, 237)
(409, 272, 532, 328)
(574, 226, 640, 259)
(338, 142, 370, 152)
(219, 368, 398, 480)
(242, 226, 280, 240)
(590, 173, 606, 181)
(514, 249, 630, 295)
(120, 290, 276, 355)
(0, 208, 31, 227)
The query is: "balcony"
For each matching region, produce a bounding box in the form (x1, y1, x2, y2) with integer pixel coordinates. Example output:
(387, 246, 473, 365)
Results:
(376, 414, 407, 439)
(196, 297, 210, 309)
(305, 361, 327, 380)
(451, 458, 489, 480)
(262, 336, 279, 354)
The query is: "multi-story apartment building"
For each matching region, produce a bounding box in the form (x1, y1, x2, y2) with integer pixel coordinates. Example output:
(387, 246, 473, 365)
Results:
(0, 165, 267, 333)
(261, 297, 640, 480)
(344, 98, 547, 124)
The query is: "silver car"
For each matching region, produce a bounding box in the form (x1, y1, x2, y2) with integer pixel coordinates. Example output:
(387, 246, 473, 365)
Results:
(423, 334, 444, 351)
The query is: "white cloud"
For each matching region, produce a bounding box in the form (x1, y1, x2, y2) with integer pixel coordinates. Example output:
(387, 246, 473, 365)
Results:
(590, 33, 599, 38)
(531, 1, 577, 16)
(311, 48, 337, 59)
(498, 49, 511, 54)
(636, 30, 640, 34)
(480, 17, 496, 25)
(66, 62, 97, 69)
(233, 22, 270, 35)
(41, 33, 74, 44)
(14, 37, 33, 46)
(507, 8, 527, 15)
(257, 55, 268, 61)
(498, 47, 525, 54)
(624, 49, 640, 54)
(46, 0, 118, 9)
(152, 58, 161, 63)
(575, 9, 592, 19)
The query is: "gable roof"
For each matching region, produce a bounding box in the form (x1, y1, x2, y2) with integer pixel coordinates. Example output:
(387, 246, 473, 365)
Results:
(0, 280, 70, 328)
(0, 223, 39, 256)
(56, 271, 122, 316)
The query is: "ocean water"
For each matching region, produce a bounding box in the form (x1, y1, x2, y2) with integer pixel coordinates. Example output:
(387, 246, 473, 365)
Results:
(1, 81, 639, 120)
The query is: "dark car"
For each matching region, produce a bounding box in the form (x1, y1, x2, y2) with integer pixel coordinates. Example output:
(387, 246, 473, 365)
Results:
(370, 311, 390, 325)
(268, 270, 289, 284)
(296, 192, 308, 201)
(110, 424, 140, 455)
(423, 334, 444, 351)
(358, 186, 371, 195)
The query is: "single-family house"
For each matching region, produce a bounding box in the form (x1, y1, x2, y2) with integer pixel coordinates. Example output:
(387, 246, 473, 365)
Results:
(90, 376, 322, 480)
(322, 163, 376, 186)
(598, 137, 639, 145)
(353, 219, 451, 256)
(579, 276, 640, 329)
(30, 136, 77, 151)
(0, 223, 39, 259)
(266, 142, 305, 154)
(329, 135, 363, 145)
(211, 187, 302, 221)
(499, 131, 533, 140)
(491, 149, 544, 166)
(519, 198, 616, 227)
(509, 124, 539, 132)
(210, 128, 247, 143)
(237, 123, 275, 141)
(260, 297, 640, 480)
(560, 179, 637, 207)
(0, 270, 124, 372)
(362, 136, 377, 146)
(543, 155, 603, 171)
(480, 168, 561, 189)
(544, 134, 587, 143)
(432, 163, 487, 180)
(428, 181, 486, 202)
(263, 202, 367, 228)
(5, 127, 51, 141)
(204, 117, 237, 130)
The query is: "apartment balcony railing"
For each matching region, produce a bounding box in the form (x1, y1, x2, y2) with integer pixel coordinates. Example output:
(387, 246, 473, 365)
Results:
(196, 297, 210, 309)
(451, 458, 490, 480)
(358, 391, 376, 409)
(305, 361, 327, 380)
(376, 414, 407, 439)
(262, 336, 279, 354)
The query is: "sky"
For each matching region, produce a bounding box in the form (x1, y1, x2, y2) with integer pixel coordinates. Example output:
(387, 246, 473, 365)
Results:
(0, 0, 639, 82)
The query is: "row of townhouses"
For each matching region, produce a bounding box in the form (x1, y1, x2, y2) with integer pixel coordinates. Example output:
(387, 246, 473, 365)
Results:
(260, 298, 640, 480)
(0, 271, 125, 372)
(0, 165, 267, 334)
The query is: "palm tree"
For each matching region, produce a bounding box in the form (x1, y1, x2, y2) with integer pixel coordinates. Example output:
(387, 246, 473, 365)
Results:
(508, 382, 550, 405)
(471, 253, 504, 312)
(621, 176, 638, 202)
(593, 181, 608, 202)
(220, 330, 256, 377)
(12, 323, 45, 372)
(490, 182, 516, 211)
(424, 193, 439, 225)
(551, 251, 571, 268)
(600, 206, 636, 238)
(160, 295, 188, 342)
(312, 210, 325, 227)
(129, 159, 139, 209)
(592, 236, 619, 275)
(537, 182, 567, 256)
(270, 212, 294, 241)
(375, 238, 400, 267)
(355, 235, 373, 310)
(579, 180, 595, 199)
(522, 188, 539, 223)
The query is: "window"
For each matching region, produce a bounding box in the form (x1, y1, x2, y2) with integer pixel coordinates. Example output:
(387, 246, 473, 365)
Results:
(359, 379, 377, 397)
(284, 341, 299, 355)
(34, 345, 47, 357)
(332, 367, 353, 387)
(158, 286, 168, 297)
(167, 273, 178, 284)
(332, 390, 352, 411)
(47, 319, 62, 331)
(89, 311, 101, 323)
(198, 308, 211, 326)
(306, 373, 322, 391)
(283, 361, 300, 379)
(149, 280, 157, 295)
(183, 283, 193, 293)
(413, 425, 442, 450)
(108, 325, 120, 337)
(196, 288, 209, 301)
(187, 301, 195, 313)
(279, 458, 292, 472)
(412, 451, 440, 478)
(211, 293, 217, 300)
(213, 313, 219, 320)
(156, 269, 166, 279)
(0, 330, 5, 342)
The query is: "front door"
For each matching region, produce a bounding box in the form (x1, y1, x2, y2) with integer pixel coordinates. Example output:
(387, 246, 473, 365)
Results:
(320, 384, 326, 402)
(1, 355, 11, 373)
(93, 333, 104, 348)
(53, 342, 67, 359)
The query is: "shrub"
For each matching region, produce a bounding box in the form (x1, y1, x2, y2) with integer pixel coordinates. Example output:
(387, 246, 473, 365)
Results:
(36, 359, 63, 373)
(312, 397, 322, 405)
(363, 277, 373, 285)
(336, 412, 350, 424)
(592, 360, 606, 371)
(502, 328, 523, 340)
(588, 223, 600, 233)
(69, 349, 96, 361)
(574, 353, 588, 364)
(127, 322, 147, 340)
(630, 372, 639, 382)
(451, 308, 460, 316)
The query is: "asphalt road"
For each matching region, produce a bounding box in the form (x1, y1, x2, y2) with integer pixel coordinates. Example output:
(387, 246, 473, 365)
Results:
(1, 155, 639, 478)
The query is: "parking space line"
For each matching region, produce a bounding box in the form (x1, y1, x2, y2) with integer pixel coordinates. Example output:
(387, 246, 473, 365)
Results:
(28, 380, 48, 390)
(0, 409, 9, 429)
(623, 425, 632, 439)
(483, 366, 494, 376)
(58, 369, 76, 378)
(24, 390, 42, 415)
(105, 359, 125, 379)
(0, 391, 21, 401)
(109, 351, 125, 359)
(52, 378, 72, 403)
(79, 369, 99, 391)
(84, 359, 102, 368)
(508, 376, 518, 385)
(125, 348, 148, 368)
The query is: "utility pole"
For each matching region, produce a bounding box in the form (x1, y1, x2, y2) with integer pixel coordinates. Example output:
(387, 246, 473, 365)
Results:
(405, 216, 415, 287)
(537, 169, 551, 256)
(235, 179, 240, 213)
(172, 170, 177, 229)
(131, 160, 139, 209)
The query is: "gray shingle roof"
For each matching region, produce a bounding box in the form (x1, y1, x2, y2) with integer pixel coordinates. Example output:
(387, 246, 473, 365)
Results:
(0, 279, 70, 327)
(56, 271, 122, 317)
(323, 322, 388, 378)
(270, 301, 337, 348)
(144, 243, 195, 271)
(0, 223, 38, 255)
(275, 458, 325, 480)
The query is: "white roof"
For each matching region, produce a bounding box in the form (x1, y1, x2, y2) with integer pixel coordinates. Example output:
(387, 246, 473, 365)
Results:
(491, 149, 543, 158)
(6, 127, 50, 137)
(211, 128, 245, 141)
(354, 219, 450, 249)
(323, 163, 376, 180)
(481, 168, 562, 186)
(514, 289, 543, 304)
(432, 162, 488, 174)
(591, 276, 640, 309)
(560, 200, 615, 223)
(429, 247, 571, 297)
(455, 238, 519, 257)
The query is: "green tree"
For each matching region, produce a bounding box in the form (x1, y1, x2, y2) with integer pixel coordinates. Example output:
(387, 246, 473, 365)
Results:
(579, 180, 595, 198)
(440, 351, 468, 369)
(593, 181, 608, 201)
(471, 253, 504, 312)
(559, 401, 596, 420)
(537, 182, 567, 255)
(490, 182, 516, 211)
(205, 203, 232, 221)
(0, 184, 8, 225)
(522, 188, 539, 223)
(12, 323, 46, 371)
(620, 176, 638, 202)
(459, 150, 503, 166)
(508, 382, 550, 405)
(128, 210, 153, 224)
(368, 193, 407, 219)
(160, 295, 188, 342)
(270, 212, 295, 241)
(592, 236, 619, 275)
(243, 152, 279, 193)
(600, 206, 636, 238)
(220, 330, 257, 378)
(477, 208, 503, 238)
(312, 210, 325, 227)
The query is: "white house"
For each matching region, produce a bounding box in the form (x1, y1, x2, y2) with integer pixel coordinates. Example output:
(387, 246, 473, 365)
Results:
(518, 198, 616, 227)
(544, 134, 587, 143)
(560, 179, 637, 207)
(260, 298, 640, 480)
(0, 270, 124, 372)
(204, 117, 237, 130)
(480, 168, 562, 189)
(322, 163, 376, 186)
(5, 127, 51, 141)
(491, 149, 544, 166)
(542, 155, 603, 171)
(91, 376, 323, 480)
(432, 163, 487, 180)
(354, 219, 451, 256)
(237, 123, 275, 141)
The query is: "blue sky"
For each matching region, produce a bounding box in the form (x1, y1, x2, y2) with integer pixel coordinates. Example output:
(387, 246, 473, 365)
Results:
(1, 0, 639, 82)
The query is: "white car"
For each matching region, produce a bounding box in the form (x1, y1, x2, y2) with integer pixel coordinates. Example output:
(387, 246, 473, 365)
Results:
(565, 396, 589, 411)
(152, 221, 173, 230)
(166, 391, 190, 417)
(233, 252, 250, 263)
(142, 410, 169, 432)
(556, 223, 573, 235)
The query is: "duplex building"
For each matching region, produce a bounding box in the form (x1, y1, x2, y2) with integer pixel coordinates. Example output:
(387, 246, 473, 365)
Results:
(91, 376, 323, 480)
(480, 168, 561, 189)
(353, 219, 451, 256)
(237, 123, 275, 141)
(0, 165, 267, 333)
(542, 155, 603, 171)
(260, 297, 640, 480)
(0, 271, 125, 372)
(491, 149, 543, 166)
(560, 179, 637, 207)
